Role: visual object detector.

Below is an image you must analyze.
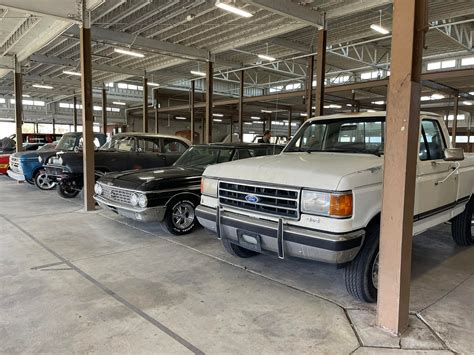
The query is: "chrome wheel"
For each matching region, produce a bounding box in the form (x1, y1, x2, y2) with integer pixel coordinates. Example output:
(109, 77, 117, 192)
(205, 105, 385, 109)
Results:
(171, 202, 195, 230)
(371, 253, 379, 289)
(35, 172, 56, 190)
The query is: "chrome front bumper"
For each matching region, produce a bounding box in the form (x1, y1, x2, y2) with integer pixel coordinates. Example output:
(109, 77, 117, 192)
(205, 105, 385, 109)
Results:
(196, 205, 365, 264)
(7, 169, 25, 181)
(95, 195, 166, 223)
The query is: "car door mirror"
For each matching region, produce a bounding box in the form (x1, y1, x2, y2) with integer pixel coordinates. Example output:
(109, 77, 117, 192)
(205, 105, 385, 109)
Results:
(443, 148, 464, 161)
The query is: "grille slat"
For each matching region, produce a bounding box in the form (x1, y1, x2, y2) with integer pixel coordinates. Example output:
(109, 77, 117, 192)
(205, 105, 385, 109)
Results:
(99, 183, 133, 205)
(219, 181, 299, 219)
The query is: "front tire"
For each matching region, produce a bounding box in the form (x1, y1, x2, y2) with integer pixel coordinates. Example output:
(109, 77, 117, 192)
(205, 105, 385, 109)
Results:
(344, 223, 380, 303)
(451, 198, 473, 246)
(162, 198, 198, 235)
(222, 238, 259, 258)
(34, 170, 56, 190)
(57, 183, 80, 198)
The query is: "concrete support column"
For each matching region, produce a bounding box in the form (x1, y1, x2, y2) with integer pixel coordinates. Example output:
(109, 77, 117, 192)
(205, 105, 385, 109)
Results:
(190, 81, 195, 144)
(102, 84, 107, 135)
(13, 55, 23, 152)
(452, 93, 459, 147)
(376, 0, 427, 335)
(315, 29, 327, 116)
(80, 4, 95, 212)
(154, 88, 159, 134)
(73, 95, 78, 132)
(306, 55, 315, 119)
(205, 61, 213, 143)
(238, 70, 244, 141)
(143, 76, 148, 133)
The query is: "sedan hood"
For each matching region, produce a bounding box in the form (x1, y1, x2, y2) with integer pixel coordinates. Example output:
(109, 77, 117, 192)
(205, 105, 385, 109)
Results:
(203, 152, 383, 191)
(99, 166, 204, 191)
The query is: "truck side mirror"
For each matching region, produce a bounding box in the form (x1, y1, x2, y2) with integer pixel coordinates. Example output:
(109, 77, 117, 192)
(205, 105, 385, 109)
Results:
(443, 148, 464, 161)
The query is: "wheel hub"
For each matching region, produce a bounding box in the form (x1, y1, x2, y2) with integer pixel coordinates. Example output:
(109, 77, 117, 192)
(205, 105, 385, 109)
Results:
(372, 253, 379, 289)
(172, 203, 195, 230)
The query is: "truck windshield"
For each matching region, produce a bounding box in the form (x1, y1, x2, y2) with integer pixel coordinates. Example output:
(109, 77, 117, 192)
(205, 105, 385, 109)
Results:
(285, 117, 385, 156)
(55, 134, 78, 151)
(174, 146, 234, 168)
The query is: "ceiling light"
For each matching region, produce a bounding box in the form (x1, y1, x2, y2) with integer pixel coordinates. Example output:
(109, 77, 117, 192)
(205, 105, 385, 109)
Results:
(244, 122, 252, 125)
(176, 116, 187, 120)
(113, 101, 126, 106)
(261, 109, 272, 113)
(190, 70, 206, 76)
(215, 0, 253, 18)
(213, 118, 222, 122)
(147, 82, 159, 87)
(463, 101, 473, 106)
(212, 113, 224, 117)
(22, 94, 30, 97)
(32, 84, 53, 89)
(370, 24, 389, 35)
(257, 54, 276, 61)
(367, 109, 377, 112)
(372, 100, 385, 105)
(63, 70, 81, 76)
(114, 48, 145, 58)
(300, 113, 308, 117)
(250, 116, 260, 120)
(431, 94, 445, 100)
(421, 96, 431, 101)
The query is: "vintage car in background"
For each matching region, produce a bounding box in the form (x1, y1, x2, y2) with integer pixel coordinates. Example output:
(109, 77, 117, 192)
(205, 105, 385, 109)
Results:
(252, 134, 290, 145)
(94, 143, 283, 235)
(45, 133, 190, 198)
(7, 132, 106, 190)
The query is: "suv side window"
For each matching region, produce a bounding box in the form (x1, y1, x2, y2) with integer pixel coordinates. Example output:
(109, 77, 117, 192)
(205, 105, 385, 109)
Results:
(163, 139, 188, 153)
(419, 120, 446, 161)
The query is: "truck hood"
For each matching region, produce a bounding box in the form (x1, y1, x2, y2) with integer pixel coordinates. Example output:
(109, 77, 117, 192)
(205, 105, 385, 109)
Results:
(11, 149, 56, 161)
(99, 166, 204, 191)
(203, 152, 383, 191)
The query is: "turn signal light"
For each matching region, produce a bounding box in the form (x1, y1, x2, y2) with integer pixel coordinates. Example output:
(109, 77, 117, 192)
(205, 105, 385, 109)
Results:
(330, 193, 353, 217)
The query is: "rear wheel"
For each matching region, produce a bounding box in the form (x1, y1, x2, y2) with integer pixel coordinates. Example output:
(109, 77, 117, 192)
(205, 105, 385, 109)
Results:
(57, 183, 80, 198)
(451, 198, 473, 246)
(162, 198, 198, 235)
(34, 170, 56, 190)
(344, 223, 380, 303)
(222, 238, 259, 258)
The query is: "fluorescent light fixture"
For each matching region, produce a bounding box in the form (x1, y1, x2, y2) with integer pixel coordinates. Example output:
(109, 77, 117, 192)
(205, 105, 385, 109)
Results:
(114, 48, 145, 58)
(300, 113, 308, 117)
(190, 70, 206, 76)
(261, 109, 272, 113)
(421, 96, 431, 101)
(147, 82, 159, 87)
(372, 100, 385, 105)
(244, 122, 252, 125)
(113, 101, 126, 106)
(215, 1, 253, 18)
(370, 24, 389, 35)
(62, 70, 81, 76)
(175, 116, 187, 120)
(463, 101, 473, 106)
(22, 94, 30, 97)
(250, 116, 260, 120)
(324, 104, 342, 109)
(367, 109, 377, 112)
(431, 94, 445, 100)
(213, 118, 222, 122)
(32, 84, 53, 89)
(346, 104, 352, 107)
(257, 54, 276, 61)
(212, 113, 224, 117)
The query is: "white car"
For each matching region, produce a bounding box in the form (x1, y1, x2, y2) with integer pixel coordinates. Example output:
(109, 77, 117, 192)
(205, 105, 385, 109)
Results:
(196, 112, 474, 302)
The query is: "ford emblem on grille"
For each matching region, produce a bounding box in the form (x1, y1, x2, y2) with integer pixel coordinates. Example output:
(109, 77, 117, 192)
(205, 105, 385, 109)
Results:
(245, 194, 259, 203)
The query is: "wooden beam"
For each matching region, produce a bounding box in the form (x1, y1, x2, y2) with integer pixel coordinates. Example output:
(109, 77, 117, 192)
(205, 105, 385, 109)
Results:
(376, 0, 426, 335)
(154, 88, 159, 134)
(452, 94, 459, 146)
(288, 106, 292, 139)
(101, 85, 107, 135)
(143, 76, 148, 133)
(73, 95, 78, 132)
(13, 55, 23, 152)
(205, 62, 213, 143)
(315, 29, 327, 116)
(239, 70, 244, 141)
(306, 55, 315, 118)
(190, 80, 195, 144)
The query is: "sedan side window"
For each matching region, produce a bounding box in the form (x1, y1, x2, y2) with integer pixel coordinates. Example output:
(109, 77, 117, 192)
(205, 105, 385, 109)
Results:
(137, 138, 161, 153)
(163, 139, 188, 153)
(419, 120, 446, 161)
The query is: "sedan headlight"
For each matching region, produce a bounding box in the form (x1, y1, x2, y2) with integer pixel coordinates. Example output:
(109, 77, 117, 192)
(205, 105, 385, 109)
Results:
(201, 177, 218, 197)
(94, 183, 102, 195)
(138, 194, 147, 208)
(301, 190, 352, 218)
(130, 193, 139, 206)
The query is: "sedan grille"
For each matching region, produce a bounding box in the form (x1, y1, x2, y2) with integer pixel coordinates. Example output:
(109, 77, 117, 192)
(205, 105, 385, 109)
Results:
(99, 183, 133, 206)
(219, 181, 300, 219)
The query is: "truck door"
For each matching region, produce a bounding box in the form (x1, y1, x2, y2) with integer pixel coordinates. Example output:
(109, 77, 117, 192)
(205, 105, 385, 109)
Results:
(414, 119, 458, 216)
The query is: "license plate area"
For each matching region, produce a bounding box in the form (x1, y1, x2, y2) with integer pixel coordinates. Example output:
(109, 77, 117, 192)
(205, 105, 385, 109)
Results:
(236, 230, 262, 252)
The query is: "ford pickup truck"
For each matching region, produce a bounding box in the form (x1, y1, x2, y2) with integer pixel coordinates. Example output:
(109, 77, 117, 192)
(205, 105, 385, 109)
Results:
(196, 112, 474, 302)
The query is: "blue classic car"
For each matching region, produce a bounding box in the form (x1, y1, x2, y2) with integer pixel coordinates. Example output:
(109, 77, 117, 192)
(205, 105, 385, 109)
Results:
(8, 132, 106, 190)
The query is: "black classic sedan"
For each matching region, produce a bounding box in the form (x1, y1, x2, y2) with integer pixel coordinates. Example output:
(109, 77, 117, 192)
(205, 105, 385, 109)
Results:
(45, 133, 190, 198)
(94, 143, 283, 235)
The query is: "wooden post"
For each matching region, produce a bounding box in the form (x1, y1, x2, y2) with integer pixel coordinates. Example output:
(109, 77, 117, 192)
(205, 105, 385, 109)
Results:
(288, 107, 292, 139)
(452, 93, 459, 147)
(190, 80, 195, 144)
(239, 70, 244, 141)
(154, 88, 159, 134)
(52, 116, 56, 134)
(143, 76, 148, 132)
(80, 4, 95, 212)
(306, 55, 315, 119)
(376, 0, 427, 335)
(13, 55, 23, 152)
(73, 95, 78, 132)
(102, 84, 107, 135)
(205, 62, 213, 143)
(315, 29, 327, 116)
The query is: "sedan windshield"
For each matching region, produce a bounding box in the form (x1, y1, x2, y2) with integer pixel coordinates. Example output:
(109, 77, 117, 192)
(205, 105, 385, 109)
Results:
(55, 134, 78, 151)
(174, 146, 234, 168)
(285, 117, 385, 156)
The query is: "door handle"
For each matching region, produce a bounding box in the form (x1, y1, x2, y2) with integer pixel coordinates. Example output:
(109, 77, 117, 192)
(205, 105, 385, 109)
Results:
(435, 161, 460, 185)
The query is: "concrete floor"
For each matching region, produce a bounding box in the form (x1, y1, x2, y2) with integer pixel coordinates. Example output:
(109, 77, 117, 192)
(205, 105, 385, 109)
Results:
(1, 176, 473, 354)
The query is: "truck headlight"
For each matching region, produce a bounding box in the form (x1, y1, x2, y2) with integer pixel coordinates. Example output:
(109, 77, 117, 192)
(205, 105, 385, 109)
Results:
(301, 190, 352, 218)
(201, 177, 218, 197)
(94, 183, 102, 195)
(138, 194, 147, 208)
(130, 193, 139, 206)
(38, 156, 43, 163)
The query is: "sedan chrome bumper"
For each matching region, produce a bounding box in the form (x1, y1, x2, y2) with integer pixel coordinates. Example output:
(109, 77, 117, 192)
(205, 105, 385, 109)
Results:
(95, 195, 166, 223)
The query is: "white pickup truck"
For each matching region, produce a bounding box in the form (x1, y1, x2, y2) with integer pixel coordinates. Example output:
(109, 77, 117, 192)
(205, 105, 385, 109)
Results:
(196, 112, 474, 302)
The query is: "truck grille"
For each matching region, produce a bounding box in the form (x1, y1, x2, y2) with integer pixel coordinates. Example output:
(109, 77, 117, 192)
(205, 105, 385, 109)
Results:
(219, 181, 300, 219)
(9, 156, 21, 173)
(99, 183, 133, 206)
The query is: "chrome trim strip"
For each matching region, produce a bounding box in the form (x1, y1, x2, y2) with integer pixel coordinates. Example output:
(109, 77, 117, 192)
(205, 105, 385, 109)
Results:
(219, 195, 298, 211)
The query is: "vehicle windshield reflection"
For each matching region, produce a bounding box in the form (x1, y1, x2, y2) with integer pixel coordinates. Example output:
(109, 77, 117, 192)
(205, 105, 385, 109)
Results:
(174, 146, 234, 169)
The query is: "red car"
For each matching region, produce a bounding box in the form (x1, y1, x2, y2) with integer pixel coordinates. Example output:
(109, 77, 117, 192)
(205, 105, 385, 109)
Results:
(0, 154, 9, 174)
